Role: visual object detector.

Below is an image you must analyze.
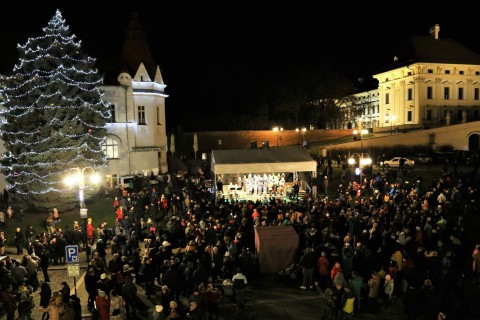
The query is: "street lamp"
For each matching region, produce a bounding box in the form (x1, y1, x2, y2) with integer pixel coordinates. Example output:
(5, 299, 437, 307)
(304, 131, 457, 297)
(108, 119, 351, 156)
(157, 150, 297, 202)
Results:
(385, 114, 396, 135)
(353, 128, 369, 151)
(348, 153, 372, 183)
(272, 126, 283, 147)
(64, 167, 100, 261)
(295, 127, 307, 147)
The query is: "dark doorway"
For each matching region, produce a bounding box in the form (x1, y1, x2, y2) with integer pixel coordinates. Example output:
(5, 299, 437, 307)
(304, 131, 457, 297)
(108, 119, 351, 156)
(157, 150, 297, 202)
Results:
(468, 133, 480, 151)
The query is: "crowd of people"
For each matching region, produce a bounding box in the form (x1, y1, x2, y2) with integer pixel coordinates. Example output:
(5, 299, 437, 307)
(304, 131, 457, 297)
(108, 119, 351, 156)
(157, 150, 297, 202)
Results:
(0, 153, 479, 320)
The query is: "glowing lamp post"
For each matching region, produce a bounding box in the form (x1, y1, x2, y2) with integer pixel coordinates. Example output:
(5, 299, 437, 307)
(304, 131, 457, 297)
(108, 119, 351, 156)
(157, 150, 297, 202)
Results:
(64, 167, 100, 261)
(348, 153, 372, 184)
(385, 114, 396, 135)
(64, 167, 100, 208)
(273, 126, 283, 147)
(353, 128, 369, 151)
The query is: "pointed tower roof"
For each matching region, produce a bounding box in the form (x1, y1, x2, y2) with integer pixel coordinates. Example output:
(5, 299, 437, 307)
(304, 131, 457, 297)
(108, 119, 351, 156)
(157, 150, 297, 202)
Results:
(121, 12, 157, 79)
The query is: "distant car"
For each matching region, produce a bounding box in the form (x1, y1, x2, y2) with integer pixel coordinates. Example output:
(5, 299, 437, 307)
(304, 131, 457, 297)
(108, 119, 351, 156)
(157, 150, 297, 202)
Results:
(411, 153, 433, 164)
(382, 157, 415, 168)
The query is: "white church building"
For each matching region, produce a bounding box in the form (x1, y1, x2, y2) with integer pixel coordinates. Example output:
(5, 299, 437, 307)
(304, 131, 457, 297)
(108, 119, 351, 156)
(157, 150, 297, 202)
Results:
(100, 13, 169, 189)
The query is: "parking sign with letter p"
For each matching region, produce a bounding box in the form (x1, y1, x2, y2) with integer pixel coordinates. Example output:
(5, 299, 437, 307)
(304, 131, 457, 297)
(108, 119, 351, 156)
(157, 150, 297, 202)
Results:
(65, 245, 79, 263)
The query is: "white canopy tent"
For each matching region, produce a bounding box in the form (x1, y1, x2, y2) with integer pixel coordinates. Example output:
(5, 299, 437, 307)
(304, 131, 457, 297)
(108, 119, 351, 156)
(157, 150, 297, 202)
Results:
(211, 147, 317, 201)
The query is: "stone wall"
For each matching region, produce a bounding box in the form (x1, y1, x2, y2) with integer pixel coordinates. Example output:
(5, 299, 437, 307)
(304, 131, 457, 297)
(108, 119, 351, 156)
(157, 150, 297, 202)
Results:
(328, 121, 480, 153)
(183, 129, 353, 154)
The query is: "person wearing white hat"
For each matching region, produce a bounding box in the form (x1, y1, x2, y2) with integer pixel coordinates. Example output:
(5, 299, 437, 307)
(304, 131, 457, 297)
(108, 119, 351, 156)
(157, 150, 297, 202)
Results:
(98, 273, 112, 298)
(153, 305, 165, 320)
(162, 240, 171, 247)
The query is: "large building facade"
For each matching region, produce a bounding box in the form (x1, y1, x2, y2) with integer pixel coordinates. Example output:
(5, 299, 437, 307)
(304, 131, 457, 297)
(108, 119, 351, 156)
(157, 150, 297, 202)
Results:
(99, 13, 168, 189)
(343, 24, 480, 134)
(375, 24, 480, 131)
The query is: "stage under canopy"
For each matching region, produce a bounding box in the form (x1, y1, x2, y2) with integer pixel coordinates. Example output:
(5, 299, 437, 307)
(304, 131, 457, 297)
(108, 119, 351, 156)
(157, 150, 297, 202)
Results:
(211, 147, 317, 174)
(210, 147, 316, 202)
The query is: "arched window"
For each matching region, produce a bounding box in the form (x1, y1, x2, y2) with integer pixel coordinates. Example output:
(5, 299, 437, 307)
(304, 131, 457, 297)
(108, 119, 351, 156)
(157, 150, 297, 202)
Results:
(102, 137, 119, 159)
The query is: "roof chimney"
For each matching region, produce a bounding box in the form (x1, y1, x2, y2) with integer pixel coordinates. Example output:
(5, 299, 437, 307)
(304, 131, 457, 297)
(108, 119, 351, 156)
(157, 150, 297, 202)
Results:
(429, 24, 440, 40)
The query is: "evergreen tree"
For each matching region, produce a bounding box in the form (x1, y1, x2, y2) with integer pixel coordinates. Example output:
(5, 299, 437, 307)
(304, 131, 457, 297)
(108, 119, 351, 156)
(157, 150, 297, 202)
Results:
(0, 10, 110, 211)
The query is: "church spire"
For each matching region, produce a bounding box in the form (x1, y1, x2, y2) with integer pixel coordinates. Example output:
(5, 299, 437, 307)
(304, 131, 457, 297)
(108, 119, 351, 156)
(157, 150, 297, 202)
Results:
(121, 11, 156, 78)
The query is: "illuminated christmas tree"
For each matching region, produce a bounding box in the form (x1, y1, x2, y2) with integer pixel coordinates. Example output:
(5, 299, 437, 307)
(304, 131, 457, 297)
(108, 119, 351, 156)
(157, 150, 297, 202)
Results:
(0, 10, 110, 210)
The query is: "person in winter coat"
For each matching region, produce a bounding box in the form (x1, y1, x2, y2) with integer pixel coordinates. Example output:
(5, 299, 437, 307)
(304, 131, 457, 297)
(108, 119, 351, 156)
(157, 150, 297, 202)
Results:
(109, 290, 126, 320)
(0, 231, 6, 255)
(383, 274, 395, 306)
(87, 221, 95, 246)
(317, 251, 330, 290)
(121, 275, 137, 319)
(340, 287, 356, 320)
(97, 273, 113, 298)
(69, 295, 82, 320)
(40, 292, 63, 320)
(17, 294, 34, 320)
(39, 280, 52, 320)
(319, 288, 336, 320)
(39, 249, 50, 283)
(341, 242, 354, 278)
(60, 281, 71, 304)
(15, 227, 26, 255)
(24, 254, 39, 291)
(367, 271, 380, 312)
(330, 262, 342, 283)
(84, 266, 99, 312)
(350, 271, 364, 312)
(95, 290, 110, 320)
(299, 246, 316, 290)
(205, 283, 221, 320)
(153, 305, 165, 320)
(1, 286, 17, 320)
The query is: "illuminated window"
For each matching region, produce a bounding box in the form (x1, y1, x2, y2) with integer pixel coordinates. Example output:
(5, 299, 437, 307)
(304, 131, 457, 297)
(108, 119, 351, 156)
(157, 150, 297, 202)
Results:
(138, 106, 146, 124)
(101, 137, 119, 159)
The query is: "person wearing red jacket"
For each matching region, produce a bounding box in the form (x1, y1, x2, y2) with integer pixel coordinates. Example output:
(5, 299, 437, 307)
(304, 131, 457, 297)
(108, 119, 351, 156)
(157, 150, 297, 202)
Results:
(87, 221, 95, 245)
(317, 251, 330, 290)
(330, 261, 342, 283)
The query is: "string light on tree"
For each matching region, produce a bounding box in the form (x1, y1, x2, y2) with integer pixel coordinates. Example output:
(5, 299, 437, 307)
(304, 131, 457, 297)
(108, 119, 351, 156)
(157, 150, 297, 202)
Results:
(0, 9, 110, 210)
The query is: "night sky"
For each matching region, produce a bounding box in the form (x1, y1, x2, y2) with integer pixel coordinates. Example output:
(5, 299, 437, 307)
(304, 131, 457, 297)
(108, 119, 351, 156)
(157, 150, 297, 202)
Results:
(1, 1, 479, 131)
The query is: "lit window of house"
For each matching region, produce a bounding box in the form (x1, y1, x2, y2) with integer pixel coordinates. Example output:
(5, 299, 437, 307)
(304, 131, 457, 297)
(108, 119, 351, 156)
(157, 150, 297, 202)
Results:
(102, 137, 119, 159)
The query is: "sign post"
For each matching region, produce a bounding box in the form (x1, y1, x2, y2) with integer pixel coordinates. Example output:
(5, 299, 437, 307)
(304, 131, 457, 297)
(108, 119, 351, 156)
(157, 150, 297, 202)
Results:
(65, 245, 79, 295)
